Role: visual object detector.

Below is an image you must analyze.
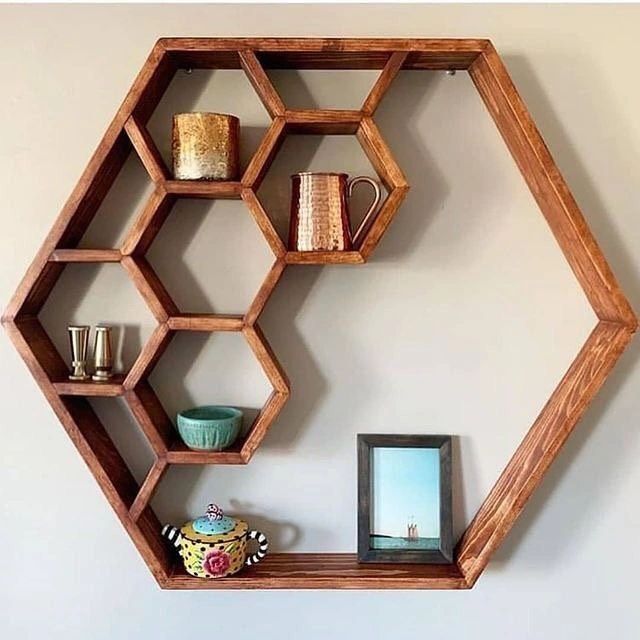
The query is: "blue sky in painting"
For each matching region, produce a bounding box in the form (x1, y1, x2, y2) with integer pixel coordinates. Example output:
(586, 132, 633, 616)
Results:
(371, 447, 440, 539)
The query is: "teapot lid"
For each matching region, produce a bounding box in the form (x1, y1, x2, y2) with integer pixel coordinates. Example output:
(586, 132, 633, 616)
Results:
(192, 503, 236, 536)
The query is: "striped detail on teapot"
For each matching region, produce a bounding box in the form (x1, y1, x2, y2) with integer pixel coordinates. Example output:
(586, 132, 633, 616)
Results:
(162, 524, 182, 549)
(245, 530, 268, 566)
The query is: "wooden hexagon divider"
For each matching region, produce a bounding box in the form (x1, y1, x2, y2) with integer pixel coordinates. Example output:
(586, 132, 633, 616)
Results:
(2, 39, 636, 590)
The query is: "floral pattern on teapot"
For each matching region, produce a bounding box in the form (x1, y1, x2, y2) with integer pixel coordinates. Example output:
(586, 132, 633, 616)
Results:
(162, 502, 269, 579)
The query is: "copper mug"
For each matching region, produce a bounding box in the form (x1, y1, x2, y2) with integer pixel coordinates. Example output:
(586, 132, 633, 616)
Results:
(288, 172, 382, 251)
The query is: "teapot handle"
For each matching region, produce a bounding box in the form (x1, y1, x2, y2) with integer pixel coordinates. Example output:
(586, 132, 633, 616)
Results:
(161, 524, 182, 549)
(347, 176, 382, 247)
(245, 530, 269, 566)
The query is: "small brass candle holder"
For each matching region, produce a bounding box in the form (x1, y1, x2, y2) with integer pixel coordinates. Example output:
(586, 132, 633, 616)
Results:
(92, 325, 114, 382)
(172, 112, 240, 181)
(67, 325, 90, 381)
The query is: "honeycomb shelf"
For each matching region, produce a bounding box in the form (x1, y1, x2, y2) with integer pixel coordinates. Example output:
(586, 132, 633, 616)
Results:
(2, 38, 637, 590)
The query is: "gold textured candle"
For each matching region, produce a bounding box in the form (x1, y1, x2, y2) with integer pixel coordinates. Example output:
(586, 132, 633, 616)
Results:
(172, 112, 239, 181)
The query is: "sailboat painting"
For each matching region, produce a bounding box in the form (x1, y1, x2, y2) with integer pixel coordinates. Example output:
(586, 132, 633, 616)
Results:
(370, 446, 441, 551)
(358, 434, 453, 563)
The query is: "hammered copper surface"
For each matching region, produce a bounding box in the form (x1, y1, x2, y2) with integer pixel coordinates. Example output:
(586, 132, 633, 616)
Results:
(289, 173, 349, 251)
(289, 173, 381, 251)
(172, 112, 239, 181)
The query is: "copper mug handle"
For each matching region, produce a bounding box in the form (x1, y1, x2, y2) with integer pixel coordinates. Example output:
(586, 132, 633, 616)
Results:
(347, 176, 382, 247)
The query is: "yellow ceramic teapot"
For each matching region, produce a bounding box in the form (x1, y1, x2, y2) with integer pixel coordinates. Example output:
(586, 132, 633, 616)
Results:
(162, 503, 269, 578)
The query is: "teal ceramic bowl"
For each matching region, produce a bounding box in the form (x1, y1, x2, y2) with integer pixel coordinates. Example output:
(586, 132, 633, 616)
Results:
(176, 406, 243, 451)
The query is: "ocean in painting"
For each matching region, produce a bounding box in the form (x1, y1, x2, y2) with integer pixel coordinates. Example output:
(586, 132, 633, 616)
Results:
(371, 447, 441, 546)
(370, 535, 440, 550)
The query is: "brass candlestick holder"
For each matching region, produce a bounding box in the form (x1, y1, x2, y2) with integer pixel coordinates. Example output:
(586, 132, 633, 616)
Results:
(67, 325, 90, 381)
(92, 326, 114, 382)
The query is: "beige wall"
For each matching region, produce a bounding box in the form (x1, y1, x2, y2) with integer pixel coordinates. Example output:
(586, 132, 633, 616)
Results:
(1, 4, 639, 638)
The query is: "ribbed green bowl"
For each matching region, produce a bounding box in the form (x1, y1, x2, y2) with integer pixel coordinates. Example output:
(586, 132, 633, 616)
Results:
(176, 406, 243, 451)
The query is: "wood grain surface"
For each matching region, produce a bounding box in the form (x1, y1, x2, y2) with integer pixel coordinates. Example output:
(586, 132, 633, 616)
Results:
(457, 321, 634, 585)
(166, 553, 469, 589)
(469, 44, 637, 328)
(124, 115, 170, 183)
(129, 458, 168, 521)
(163, 180, 243, 199)
(159, 38, 489, 71)
(362, 52, 409, 115)
(285, 251, 365, 264)
(238, 49, 285, 117)
(167, 314, 244, 332)
(121, 190, 175, 256)
(121, 256, 178, 322)
(53, 375, 126, 397)
(241, 117, 287, 190)
(244, 260, 287, 325)
(285, 109, 362, 135)
(49, 249, 122, 263)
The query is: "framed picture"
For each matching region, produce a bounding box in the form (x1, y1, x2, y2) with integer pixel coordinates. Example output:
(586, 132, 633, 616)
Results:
(357, 434, 453, 564)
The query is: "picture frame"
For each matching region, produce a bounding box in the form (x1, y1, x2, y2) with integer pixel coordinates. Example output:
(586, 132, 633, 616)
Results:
(357, 434, 453, 564)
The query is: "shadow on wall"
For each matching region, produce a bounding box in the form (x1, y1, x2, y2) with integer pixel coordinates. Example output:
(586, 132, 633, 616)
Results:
(149, 329, 270, 428)
(38, 264, 152, 373)
(146, 199, 214, 312)
(257, 71, 445, 451)
(372, 70, 449, 263)
(79, 151, 153, 249)
(150, 467, 302, 551)
(252, 266, 327, 452)
(451, 435, 479, 543)
(267, 68, 379, 111)
(89, 396, 155, 485)
(228, 497, 302, 551)
(487, 55, 640, 571)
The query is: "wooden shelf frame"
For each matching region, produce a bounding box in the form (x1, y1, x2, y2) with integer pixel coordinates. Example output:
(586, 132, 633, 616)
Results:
(2, 38, 637, 590)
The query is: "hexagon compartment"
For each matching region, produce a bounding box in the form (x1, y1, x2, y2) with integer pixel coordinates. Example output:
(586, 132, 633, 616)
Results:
(2, 39, 636, 590)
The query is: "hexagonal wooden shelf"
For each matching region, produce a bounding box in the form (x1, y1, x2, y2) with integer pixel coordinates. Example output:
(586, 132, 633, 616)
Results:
(2, 38, 637, 590)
